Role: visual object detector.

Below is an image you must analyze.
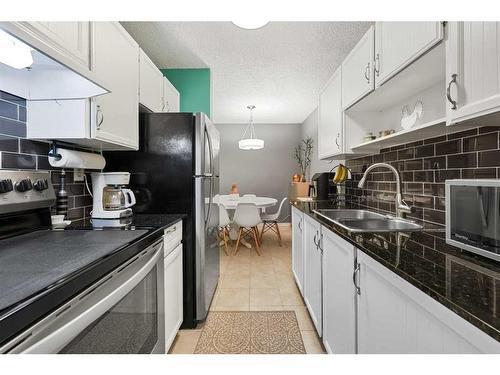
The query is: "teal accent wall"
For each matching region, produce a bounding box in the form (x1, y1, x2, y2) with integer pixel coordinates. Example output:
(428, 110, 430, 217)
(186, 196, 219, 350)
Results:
(161, 68, 211, 117)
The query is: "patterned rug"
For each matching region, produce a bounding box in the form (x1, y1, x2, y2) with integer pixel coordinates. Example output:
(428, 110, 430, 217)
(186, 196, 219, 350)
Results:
(194, 311, 306, 354)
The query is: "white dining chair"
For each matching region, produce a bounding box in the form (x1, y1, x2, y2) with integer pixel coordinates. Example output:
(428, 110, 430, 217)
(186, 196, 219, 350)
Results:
(218, 204, 231, 256)
(233, 203, 262, 256)
(260, 197, 287, 246)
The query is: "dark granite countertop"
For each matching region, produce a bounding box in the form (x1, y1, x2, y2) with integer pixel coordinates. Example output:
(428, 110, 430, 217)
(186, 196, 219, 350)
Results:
(291, 200, 500, 342)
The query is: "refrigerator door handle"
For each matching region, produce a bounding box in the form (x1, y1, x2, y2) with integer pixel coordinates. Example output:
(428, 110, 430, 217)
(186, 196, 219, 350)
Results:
(205, 126, 214, 175)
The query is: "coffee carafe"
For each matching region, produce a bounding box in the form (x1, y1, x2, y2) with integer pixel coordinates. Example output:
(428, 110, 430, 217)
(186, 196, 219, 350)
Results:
(91, 172, 136, 223)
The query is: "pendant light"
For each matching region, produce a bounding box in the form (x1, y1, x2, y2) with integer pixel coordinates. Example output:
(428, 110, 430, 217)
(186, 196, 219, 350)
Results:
(239, 105, 264, 150)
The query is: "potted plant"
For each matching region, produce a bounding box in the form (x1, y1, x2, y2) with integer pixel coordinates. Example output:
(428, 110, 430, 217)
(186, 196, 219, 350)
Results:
(293, 137, 313, 182)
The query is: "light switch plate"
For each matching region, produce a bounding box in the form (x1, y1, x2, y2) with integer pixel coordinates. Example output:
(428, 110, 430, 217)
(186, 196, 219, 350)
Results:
(74, 168, 84, 182)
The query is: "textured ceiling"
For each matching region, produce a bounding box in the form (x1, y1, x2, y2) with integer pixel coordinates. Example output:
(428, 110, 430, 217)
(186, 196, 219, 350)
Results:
(122, 22, 372, 124)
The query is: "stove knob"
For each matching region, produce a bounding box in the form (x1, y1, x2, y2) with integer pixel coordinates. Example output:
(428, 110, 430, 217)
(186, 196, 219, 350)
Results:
(15, 178, 33, 192)
(34, 179, 49, 191)
(0, 179, 13, 194)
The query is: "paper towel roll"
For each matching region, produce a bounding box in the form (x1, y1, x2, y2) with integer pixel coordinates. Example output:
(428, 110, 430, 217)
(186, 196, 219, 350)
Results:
(48, 148, 106, 170)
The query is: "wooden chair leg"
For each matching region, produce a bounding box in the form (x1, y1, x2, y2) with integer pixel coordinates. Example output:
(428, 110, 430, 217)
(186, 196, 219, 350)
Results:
(222, 227, 229, 256)
(259, 222, 266, 243)
(252, 226, 261, 256)
(233, 227, 243, 255)
(275, 222, 282, 246)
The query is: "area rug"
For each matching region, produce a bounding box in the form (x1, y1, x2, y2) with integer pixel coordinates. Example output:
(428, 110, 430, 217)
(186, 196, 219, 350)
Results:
(194, 311, 306, 354)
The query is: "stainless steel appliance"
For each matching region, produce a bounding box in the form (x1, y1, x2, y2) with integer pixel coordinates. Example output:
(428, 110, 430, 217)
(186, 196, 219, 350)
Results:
(311, 173, 337, 200)
(104, 112, 220, 327)
(446, 179, 500, 262)
(91, 172, 136, 225)
(0, 170, 165, 353)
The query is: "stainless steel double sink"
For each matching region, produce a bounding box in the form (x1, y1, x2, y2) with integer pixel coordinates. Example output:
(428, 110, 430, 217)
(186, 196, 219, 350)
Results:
(313, 209, 423, 233)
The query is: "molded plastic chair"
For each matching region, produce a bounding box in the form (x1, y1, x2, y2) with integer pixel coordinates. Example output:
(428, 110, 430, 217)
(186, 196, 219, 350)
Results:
(260, 198, 287, 246)
(233, 203, 262, 255)
(218, 204, 231, 256)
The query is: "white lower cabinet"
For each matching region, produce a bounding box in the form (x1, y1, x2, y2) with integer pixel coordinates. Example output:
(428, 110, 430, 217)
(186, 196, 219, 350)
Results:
(163, 222, 183, 352)
(321, 226, 357, 354)
(291, 206, 304, 295)
(303, 214, 323, 336)
(291, 212, 500, 354)
(357, 251, 500, 353)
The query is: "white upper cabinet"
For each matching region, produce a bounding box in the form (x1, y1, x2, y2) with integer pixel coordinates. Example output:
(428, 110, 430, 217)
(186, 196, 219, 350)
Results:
(291, 206, 305, 295)
(163, 78, 180, 112)
(322, 226, 357, 354)
(139, 48, 164, 112)
(374, 22, 444, 87)
(92, 22, 139, 149)
(446, 22, 500, 124)
(26, 22, 91, 70)
(342, 26, 375, 109)
(318, 66, 343, 159)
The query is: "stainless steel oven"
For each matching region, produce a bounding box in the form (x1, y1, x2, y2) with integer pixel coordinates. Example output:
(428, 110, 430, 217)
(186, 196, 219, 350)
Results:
(446, 179, 500, 262)
(1, 239, 165, 354)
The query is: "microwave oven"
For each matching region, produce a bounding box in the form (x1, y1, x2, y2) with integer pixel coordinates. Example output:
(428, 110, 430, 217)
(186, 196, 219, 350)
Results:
(446, 180, 500, 262)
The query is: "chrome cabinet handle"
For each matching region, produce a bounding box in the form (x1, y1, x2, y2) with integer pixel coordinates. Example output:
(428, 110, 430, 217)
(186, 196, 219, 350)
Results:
(313, 231, 318, 247)
(165, 226, 177, 234)
(374, 53, 380, 77)
(298, 218, 302, 231)
(335, 133, 340, 148)
(96, 105, 104, 130)
(364, 62, 370, 83)
(353, 263, 361, 295)
(447, 74, 458, 110)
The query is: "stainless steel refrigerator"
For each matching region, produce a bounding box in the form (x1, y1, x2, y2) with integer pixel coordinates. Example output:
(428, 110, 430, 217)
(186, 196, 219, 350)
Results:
(104, 112, 220, 328)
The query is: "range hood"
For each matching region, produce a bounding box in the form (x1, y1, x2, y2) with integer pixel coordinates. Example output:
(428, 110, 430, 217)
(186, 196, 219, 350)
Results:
(0, 24, 109, 100)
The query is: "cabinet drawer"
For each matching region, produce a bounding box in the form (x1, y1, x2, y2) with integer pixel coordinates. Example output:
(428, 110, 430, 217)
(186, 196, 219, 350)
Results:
(164, 221, 182, 254)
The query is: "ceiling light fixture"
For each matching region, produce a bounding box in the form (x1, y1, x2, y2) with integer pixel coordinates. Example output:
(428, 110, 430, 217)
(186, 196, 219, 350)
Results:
(232, 21, 269, 30)
(0, 29, 33, 70)
(239, 105, 264, 150)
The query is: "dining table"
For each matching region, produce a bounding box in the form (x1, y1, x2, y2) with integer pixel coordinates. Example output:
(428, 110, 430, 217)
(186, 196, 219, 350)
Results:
(213, 194, 278, 248)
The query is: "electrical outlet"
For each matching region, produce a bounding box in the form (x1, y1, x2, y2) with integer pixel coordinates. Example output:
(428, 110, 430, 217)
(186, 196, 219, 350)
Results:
(74, 168, 84, 182)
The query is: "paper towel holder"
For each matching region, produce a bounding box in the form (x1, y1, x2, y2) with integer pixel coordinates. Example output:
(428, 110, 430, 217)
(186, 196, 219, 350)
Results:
(48, 142, 62, 161)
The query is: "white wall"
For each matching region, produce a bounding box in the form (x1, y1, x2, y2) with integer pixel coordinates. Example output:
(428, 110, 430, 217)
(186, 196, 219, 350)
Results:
(301, 108, 333, 176)
(216, 123, 301, 222)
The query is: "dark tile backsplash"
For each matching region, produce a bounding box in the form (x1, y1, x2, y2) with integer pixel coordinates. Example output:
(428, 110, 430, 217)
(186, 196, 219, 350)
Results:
(0, 90, 94, 224)
(345, 123, 500, 227)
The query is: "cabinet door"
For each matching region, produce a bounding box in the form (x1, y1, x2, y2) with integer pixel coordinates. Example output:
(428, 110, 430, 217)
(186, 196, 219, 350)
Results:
(446, 22, 500, 124)
(291, 207, 304, 295)
(26, 22, 91, 70)
(375, 22, 443, 87)
(164, 243, 183, 352)
(357, 251, 500, 353)
(139, 49, 164, 112)
(163, 78, 180, 112)
(322, 227, 357, 354)
(303, 214, 322, 336)
(92, 22, 139, 150)
(318, 67, 343, 159)
(341, 26, 374, 109)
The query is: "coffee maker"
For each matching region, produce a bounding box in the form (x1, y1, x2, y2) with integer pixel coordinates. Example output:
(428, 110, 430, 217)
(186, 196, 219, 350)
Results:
(91, 172, 136, 226)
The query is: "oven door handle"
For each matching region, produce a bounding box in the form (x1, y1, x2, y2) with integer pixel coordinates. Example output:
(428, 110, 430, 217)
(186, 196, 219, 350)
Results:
(10, 242, 163, 354)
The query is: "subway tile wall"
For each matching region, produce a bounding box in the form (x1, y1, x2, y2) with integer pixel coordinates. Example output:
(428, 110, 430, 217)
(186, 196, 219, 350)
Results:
(345, 123, 500, 227)
(0, 91, 93, 224)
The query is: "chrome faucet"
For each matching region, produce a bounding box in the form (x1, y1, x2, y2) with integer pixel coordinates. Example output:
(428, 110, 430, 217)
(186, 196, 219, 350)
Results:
(357, 163, 412, 218)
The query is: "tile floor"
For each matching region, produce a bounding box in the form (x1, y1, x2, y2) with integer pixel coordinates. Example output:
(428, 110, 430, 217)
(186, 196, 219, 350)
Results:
(169, 224, 325, 354)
